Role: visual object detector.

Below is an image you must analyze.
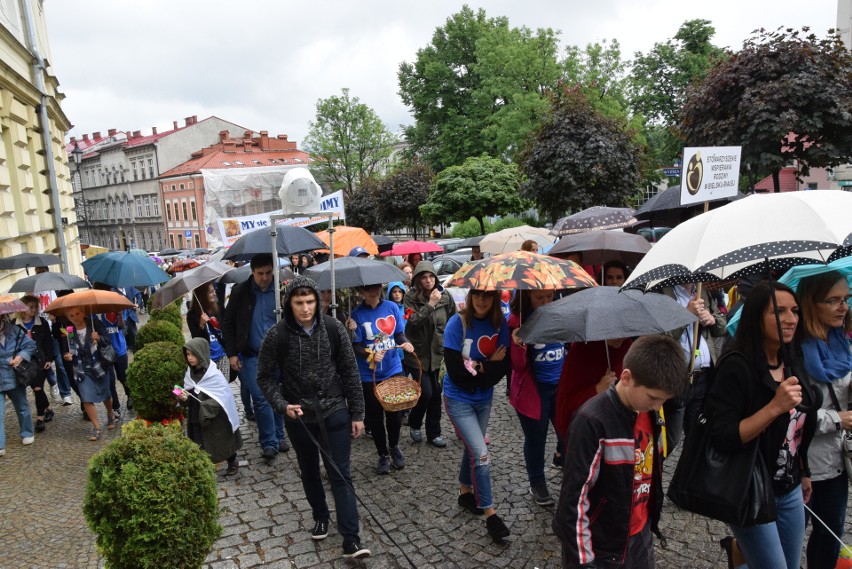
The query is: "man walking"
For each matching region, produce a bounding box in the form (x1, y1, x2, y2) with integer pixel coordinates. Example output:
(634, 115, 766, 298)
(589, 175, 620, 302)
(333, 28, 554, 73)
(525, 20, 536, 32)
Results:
(222, 253, 288, 462)
(257, 276, 370, 559)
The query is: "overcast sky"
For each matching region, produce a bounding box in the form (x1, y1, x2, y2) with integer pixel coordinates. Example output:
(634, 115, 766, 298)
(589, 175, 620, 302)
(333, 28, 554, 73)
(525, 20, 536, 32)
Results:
(46, 1, 840, 146)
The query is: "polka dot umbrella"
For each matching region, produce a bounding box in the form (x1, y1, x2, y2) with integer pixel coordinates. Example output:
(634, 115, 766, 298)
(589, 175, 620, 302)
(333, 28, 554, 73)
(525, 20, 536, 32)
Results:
(550, 206, 638, 237)
(622, 190, 852, 292)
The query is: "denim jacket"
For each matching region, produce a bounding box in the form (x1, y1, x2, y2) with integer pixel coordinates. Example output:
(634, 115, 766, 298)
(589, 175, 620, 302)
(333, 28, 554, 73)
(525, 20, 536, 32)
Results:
(0, 321, 36, 391)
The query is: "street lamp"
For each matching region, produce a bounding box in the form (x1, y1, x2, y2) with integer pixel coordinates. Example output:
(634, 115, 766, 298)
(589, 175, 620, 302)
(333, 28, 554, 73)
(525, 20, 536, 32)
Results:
(71, 141, 90, 244)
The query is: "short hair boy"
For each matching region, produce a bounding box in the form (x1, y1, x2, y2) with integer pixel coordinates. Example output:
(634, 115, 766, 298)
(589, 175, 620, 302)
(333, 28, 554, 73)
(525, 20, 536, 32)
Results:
(553, 334, 687, 569)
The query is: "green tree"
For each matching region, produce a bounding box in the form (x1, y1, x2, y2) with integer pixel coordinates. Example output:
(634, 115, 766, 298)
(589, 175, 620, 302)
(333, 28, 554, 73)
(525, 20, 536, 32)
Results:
(520, 88, 644, 222)
(679, 27, 852, 192)
(398, 6, 561, 171)
(373, 162, 432, 240)
(421, 155, 525, 234)
(564, 39, 631, 118)
(344, 180, 381, 232)
(304, 88, 397, 201)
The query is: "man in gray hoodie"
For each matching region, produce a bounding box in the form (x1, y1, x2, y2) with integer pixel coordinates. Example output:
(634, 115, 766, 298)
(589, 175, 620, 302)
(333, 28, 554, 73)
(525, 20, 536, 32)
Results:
(256, 276, 369, 559)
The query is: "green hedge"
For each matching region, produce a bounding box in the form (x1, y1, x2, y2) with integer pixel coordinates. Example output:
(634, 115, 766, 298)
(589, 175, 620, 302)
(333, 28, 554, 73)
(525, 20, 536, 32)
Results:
(126, 341, 186, 423)
(135, 319, 185, 351)
(84, 420, 221, 569)
(149, 302, 183, 330)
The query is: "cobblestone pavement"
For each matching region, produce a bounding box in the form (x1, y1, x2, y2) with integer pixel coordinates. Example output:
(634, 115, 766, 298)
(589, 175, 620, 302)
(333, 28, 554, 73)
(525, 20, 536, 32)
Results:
(2, 373, 850, 568)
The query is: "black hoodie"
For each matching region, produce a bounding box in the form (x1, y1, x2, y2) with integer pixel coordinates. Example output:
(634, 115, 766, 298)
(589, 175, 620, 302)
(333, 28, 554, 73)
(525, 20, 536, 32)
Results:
(256, 276, 364, 423)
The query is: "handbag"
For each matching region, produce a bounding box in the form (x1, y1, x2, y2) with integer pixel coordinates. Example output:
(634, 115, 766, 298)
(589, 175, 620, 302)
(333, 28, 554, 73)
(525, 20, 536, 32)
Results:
(99, 338, 117, 365)
(825, 384, 852, 483)
(13, 332, 41, 386)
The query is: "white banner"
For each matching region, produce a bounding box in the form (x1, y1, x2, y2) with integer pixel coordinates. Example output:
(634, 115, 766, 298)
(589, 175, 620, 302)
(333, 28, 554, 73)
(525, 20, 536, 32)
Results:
(680, 146, 742, 206)
(216, 190, 346, 246)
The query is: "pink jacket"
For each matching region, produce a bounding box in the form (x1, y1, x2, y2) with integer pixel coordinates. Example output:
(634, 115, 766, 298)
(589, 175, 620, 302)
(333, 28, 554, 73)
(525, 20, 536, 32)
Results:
(507, 313, 541, 420)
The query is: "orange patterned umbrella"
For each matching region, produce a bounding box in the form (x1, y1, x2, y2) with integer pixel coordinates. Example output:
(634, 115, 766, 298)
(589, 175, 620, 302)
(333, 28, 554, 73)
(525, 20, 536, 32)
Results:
(445, 251, 597, 291)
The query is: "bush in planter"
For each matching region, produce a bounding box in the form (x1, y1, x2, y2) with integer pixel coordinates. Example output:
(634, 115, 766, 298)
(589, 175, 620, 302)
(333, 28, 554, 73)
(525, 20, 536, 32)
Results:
(149, 302, 183, 330)
(135, 319, 185, 351)
(126, 341, 186, 422)
(84, 419, 221, 569)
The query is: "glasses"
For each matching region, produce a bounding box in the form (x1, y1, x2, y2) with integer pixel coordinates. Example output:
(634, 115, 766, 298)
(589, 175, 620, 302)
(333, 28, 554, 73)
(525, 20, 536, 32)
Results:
(817, 295, 852, 308)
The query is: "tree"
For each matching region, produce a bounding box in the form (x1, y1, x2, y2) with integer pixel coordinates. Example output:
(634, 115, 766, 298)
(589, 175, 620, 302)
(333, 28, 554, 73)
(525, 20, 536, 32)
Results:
(564, 39, 631, 118)
(520, 88, 644, 222)
(373, 163, 432, 240)
(679, 27, 852, 192)
(304, 88, 397, 202)
(420, 155, 525, 234)
(398, 6, 561, 171)
(344, 181, 381, 232)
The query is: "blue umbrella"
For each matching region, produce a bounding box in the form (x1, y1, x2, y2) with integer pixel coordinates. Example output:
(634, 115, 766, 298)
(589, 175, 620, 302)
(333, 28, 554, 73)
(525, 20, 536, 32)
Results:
(726, 256, 852, 335)
(82, 251, 170, 289)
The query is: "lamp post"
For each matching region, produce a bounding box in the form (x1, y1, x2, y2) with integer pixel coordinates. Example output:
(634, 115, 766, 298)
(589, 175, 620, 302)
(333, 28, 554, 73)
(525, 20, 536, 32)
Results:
(71, 141, 90, 245)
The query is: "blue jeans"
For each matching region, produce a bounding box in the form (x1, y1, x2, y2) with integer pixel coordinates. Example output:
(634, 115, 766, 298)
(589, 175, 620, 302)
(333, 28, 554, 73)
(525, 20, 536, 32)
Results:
(240, 355, 284, 450)
(445, 395, 494, 510)
(516, 380, 563, 487)
(285, 408, 360, 542)
(1, 384, 34, 448)
(52, 338, 72, 397)
(731, 485, 805, 569)
(807, 473, 848, 569)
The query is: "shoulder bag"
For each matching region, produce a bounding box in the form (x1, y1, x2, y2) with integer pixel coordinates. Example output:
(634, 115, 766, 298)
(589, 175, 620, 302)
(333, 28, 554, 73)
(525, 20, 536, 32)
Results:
(99, 338, 117, 365)
(825, 384, 852, 483)
(13, 330, 41, 386)
(667, 353, 776, 527)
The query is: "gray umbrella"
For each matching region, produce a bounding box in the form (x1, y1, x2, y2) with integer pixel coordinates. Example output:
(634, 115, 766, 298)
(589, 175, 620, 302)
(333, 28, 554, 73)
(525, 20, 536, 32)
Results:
(549, 230, 651, 266)
(218, 264, 295, 285)
(0, 253, 62, 270)
(517, 286, 697, 345)
(150, 261, 237, 309)
(634, 185, 746, 226)
(303, 257, 408, 290)
(8, 272, 91, 293)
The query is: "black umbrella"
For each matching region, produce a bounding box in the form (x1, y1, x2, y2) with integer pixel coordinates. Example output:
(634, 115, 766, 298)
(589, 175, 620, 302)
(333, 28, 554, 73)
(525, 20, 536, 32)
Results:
(550, 206, 637, 237)
(303, 257, 408, 290)
(459, 235, 485, 248)
(634, 185, 746, 226)
(223, 226, 325, 262)
(549, 230, 651, 266)
(8, 272, 91, 293)
(371, 235, 395, 254)
(159, 247, 181, 256)
(218, 264, 295, 285)
(0, 253, 62, 270)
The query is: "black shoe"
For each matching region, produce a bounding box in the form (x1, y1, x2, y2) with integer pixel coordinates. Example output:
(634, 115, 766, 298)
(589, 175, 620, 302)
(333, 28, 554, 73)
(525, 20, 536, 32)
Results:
(390, 446, 405, 469)
(401, 410, 411, 426)
(245, 412, 256, 422)
(35, 419, 46, 433)
(342, 539, 370, 559)
(552, 452, 563, 469)
(410, 428, 422, 443)
(364, 429, 372, 438)
(530, 484, 554, 506)
(458, 492, 484, 516)
(43, 408, 55, 423)
(279, 439, 290, 453)
(311, 519, 329, 541)
(126, 397, 133, 410)
(376, 455, 391, 475)
(226, 461, 239, 476)
(261, 447, 278, 461)
(486, 513, 510, 541)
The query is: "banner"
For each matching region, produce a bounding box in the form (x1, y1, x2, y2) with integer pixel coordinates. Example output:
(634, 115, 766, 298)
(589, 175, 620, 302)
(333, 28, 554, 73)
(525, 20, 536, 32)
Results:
(680, 146, 742, 206)
(216, 190, 345, 246)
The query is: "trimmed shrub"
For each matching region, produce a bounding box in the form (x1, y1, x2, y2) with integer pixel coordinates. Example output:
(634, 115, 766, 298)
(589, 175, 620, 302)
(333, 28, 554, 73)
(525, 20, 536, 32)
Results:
(84, 419, 221, 569)
(136, 319, 185, 351)
(126, 341, 186, 422)
(149, 302, 183, 330)
(450, 217, 490, 238)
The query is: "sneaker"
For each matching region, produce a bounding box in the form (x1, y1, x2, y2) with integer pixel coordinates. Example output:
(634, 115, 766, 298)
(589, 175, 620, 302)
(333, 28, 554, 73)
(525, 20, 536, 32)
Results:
(311, 519, 329, 540)
(410, 428, 423, 443)
(530, 484, 554, 506)
(225, 461, 239, 476)
(390, 446, 405, 469)
(457, 491, 484, 516)
(51, 385, 60, 400)
(428, 436, 447, 448)
(376, 455, 391, 475)
(261, 447, 278, 461)
(342, 539, 370, 559)
(485, 513, 510, 541)
(62, 396, 73, 406)
(35, 419, 45, 433)
(279, 439, 290, 453)
(44, 408, 55, 423)
(22, 436, 35, 446)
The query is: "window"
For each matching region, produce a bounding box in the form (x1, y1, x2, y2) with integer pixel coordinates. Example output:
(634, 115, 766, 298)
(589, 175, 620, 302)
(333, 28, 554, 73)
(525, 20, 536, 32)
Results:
(144, 196, 151, 217)
(179, 183, 184, 190)
(194, 234, 201, 249)
(152, 195, 160, 216)
(141, 165, 146, 180)
(120, 169, 125, 182)
(148, 158, 154, 178)
(165, 202, 172, 222)
(136, 197, 143, 218)
(190, 200, 197, 221)
(169, 234, 175, 248)
(108, 201, 114, 218)
(182, 201, 188, 221)
(132, 162, 138, 181)
(171, 184, 176, 191)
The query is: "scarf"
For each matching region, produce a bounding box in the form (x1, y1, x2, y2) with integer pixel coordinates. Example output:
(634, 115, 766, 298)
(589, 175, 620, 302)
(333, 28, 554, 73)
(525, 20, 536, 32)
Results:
(801, 326, 852, 384)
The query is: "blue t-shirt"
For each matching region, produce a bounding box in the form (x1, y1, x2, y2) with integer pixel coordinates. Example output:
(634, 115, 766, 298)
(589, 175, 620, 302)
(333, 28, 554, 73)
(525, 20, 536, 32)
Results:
(98, 312, 128, 356)
(443, 313, 510, 405)
(529, 342, 566, 384)
(207, 322, 226, 361)
(351, 300, 405, 382)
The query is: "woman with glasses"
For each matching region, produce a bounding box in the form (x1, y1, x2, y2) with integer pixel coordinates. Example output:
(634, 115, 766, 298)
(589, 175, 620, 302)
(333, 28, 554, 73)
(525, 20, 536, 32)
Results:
(443, 289, 511, 541)
(797, 271, 852, 569)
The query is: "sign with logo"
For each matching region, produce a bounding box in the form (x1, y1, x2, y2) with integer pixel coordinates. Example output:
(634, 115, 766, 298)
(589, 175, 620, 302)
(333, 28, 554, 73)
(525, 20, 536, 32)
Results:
(185, 230, 192, 238)
(680, 146, 741, 206)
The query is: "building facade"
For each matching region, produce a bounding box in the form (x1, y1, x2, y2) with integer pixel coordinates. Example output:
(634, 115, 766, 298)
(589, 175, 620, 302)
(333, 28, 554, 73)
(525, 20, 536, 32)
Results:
(0, 0, 81, 290)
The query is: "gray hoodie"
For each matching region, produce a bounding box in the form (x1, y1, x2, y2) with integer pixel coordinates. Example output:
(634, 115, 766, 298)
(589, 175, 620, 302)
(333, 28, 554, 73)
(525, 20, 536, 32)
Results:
(256, 275, 364, 423)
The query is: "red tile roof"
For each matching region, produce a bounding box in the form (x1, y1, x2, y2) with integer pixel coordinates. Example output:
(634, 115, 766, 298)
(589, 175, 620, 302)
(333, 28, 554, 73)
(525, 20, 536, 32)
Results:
(159, 136, 310, 178)
(754, 167, 799, 192)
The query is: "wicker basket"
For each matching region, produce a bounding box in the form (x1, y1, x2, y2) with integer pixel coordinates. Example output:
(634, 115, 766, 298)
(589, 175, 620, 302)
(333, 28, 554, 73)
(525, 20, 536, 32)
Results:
(373, 348, 422, 412)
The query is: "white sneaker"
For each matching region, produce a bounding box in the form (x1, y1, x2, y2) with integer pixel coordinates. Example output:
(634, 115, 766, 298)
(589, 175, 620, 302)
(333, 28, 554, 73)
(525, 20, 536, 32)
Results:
(51, 385, 61, 401)
(62, 396, 73, 406)
(22, 436, 34, 445)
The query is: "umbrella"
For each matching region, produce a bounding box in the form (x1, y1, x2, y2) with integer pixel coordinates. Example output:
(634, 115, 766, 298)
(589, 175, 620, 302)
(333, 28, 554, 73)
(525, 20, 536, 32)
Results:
(635, 185, 747, 226)
(45, 289, 135, 316)
(223, 226, 325, 262)
(8, 272, 91, 293)
(150, 255, 164, 265)
(82, 252, 171, 289)
(303, 257, 409, 290)
(548, 230, 651, 266)
(218, 264, 295, 285)
(0, 253, 62, 270)
(159, 247, 181, 256)
(623, 191, 852, 293)
(315, 226, 379, 257)
(193, 248, 210, 256)
(478, 226, 554, 255)
(167, 258, 201, 274)
(378, 240, 443, 257)
(371, 235, 395, 254)
(128, 249, 149, 256)
(445, 251, 598, 290)
(550, 206, 638, 237)
(459, 235, 485, 248)
(0, 294, 29, 315)
(517, 287, 698, 345)
(151, 261, 235, 310)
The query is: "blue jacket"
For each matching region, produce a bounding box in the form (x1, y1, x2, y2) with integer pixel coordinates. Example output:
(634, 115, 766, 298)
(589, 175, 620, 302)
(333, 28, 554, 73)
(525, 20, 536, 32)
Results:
(0, 320, 36, 391)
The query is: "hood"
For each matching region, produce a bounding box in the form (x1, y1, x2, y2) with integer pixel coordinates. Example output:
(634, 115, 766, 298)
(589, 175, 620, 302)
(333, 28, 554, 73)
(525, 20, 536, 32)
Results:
(184, 337, 211, 370)
(283, 275, 322, 329)
(386, 281, 406, 301)
(412, 260, 437, 280)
